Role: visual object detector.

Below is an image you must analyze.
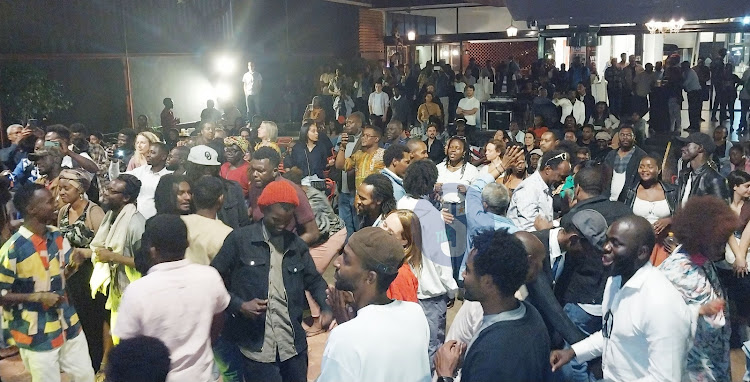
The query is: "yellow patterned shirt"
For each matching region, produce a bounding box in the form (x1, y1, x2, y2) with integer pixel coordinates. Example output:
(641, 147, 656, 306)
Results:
(343, 148, 385, 190)
(0, 226, 81, 350)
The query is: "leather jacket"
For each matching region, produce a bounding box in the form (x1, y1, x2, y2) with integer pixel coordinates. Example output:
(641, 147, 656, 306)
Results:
(676, 162, 730, 204)
(622, 180, 678, 215)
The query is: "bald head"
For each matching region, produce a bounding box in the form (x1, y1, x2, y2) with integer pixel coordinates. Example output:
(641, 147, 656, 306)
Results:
(604, 215, 655, 278)
(406, 138, 428, 161)
(514, 231, 546, 283)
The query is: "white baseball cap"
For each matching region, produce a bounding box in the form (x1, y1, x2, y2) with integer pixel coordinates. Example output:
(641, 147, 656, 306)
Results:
(188, 145, 220, 166)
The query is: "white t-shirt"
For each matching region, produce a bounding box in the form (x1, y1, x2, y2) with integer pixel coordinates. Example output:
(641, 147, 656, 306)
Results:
(114, 260, 231, 382)
(609, 171, 627, 202)
(317, 300, 431, 382)
(62, 152, 94, 173)
(457, 96, 481, 126)
(436, 161, 480, 204)
(368, 91, 389, 116)
(126, 165, 173, 219)
(242, 71, 262, 96)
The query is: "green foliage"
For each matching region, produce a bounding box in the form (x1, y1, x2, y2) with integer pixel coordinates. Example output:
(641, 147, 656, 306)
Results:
(0, 64, 72, 123)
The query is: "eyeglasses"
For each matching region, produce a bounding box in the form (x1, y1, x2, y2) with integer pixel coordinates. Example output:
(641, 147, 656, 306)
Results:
(544, 152, 568, 167)
(362, 133, 377, 139)
(103, 187, 123, 195)
(603, 310, 614, 339)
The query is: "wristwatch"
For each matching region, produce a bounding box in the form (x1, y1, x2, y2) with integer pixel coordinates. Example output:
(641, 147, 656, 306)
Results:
(437, 377, 454, 382)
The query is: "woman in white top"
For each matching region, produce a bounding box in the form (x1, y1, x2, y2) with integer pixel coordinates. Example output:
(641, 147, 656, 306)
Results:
(586, 102, 620, 132)
(435, 136, 479, 281)
(476, 139, 505, 175)
(622, 156, 676, 265)
(126, 131, 159, 171)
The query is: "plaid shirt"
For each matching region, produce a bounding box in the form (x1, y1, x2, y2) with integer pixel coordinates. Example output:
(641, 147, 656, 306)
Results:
(87, 143, 109, 176)
(0, 226, 81, 351)
(612, 149, 635, 174)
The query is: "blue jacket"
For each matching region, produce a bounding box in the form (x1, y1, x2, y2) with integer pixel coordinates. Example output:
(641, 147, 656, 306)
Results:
(459, 173, 518, 280)
(380, 168, 406, 202)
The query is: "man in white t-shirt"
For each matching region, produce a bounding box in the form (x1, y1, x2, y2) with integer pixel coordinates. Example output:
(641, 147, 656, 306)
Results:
(318, 227, 431, 382)
(114, 214, 231, 382)
(368, 81, 390, 128)
(457, 85, 481, 130)
(242, 61, 263, 118)
(126, 142, 173, 219)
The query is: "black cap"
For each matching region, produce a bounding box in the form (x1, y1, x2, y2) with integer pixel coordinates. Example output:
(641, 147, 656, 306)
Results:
(678, 132, 716, 153)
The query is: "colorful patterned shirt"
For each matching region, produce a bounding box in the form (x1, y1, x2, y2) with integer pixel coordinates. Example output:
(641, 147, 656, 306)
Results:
(343, 148, 385, 190)
(0, 226, 81, 351)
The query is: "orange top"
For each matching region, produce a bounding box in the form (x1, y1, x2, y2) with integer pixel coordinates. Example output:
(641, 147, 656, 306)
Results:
(386, 263, 419, 303)
(528, 126, 549, 139)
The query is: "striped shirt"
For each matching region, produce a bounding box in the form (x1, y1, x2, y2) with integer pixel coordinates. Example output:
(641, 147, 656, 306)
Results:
(0, 226, 80, 351)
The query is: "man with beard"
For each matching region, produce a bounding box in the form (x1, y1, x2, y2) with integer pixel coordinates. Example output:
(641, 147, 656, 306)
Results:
(382, 120, 409, 149)
(0, 184, 95, 381)
(246, 147, 319, 244)
(211, 181, 330, 382)
(676, 132, 730, 205)
(508, 149, 571, 231)
(30, 147, 64, 211)
(125, 142, 172, 219)
(604, 125, 647, 201)
(109, 129, 136, 173)
(166, 146, 189, 176)
(73, 174, 145, 345)
(435, 229, 552, 382)
(318, 227, 431, 382)
(550, 215, 691, 381)
(355, 173, 396, 228)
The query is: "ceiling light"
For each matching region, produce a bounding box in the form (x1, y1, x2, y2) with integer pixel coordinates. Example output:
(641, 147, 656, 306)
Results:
(506, 26, 518, 37)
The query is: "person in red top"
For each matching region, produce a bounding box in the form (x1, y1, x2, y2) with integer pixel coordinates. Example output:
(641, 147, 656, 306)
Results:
(380, 210, 421, 303)
(159, 98, 180, 130)
(220, 137, 250, 197)
(528, 114, 549, 139)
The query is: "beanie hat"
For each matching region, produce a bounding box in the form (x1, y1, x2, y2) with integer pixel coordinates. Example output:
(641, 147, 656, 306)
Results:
(258, 180, 300, 208)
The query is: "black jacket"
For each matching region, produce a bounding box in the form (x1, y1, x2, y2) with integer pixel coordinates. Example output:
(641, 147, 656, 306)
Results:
(526, 229, 588, 347)
(677, 162, 730, 203)
(218, 179, 251, 229)
(557, 196, 633, 306)
(211, 222, 330, 353)
(604, 146, 648, 202)
(425, 138, 445, 164)
(622, 181, 678, 215)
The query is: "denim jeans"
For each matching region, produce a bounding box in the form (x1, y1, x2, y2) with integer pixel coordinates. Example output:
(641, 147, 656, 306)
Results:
(560, 303, 602, 382)
(338, 192, 358, 241)
(213, 336, 244, 382)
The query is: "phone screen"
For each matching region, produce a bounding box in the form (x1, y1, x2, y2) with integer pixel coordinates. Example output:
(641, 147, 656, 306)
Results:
(44, 140, 61, 148)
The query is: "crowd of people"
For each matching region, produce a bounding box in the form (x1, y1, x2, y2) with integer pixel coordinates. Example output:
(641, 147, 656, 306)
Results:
(0, 50, 748, 382)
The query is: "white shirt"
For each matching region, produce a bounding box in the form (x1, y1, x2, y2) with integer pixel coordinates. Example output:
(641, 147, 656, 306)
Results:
(318, 300, 431, 382)
(681, 173, 693, 207)
(126, 165, 173, 219)
(114, 260, 231, 382)
(609, 171, 627, 202)
(62, 152, 94, 173)
(507, 171, 553, 231)
(242, 70, 262, 96)
(548, 227, 566, 283)
(368, 91, 389, 116)
(458, 96, 481, 126)
(436, 162, 480, 204)
(571, 263, 691, 382)
(560, 99, 586, 126)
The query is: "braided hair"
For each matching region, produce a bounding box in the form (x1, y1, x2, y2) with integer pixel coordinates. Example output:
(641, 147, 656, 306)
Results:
(443, 136, 469, 178)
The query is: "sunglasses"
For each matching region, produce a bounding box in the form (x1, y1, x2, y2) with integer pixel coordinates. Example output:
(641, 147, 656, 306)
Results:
(544, 152, 568, 168)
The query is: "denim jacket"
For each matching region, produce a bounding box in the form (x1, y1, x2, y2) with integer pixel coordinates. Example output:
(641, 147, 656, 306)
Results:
(211, 221, 330, 353)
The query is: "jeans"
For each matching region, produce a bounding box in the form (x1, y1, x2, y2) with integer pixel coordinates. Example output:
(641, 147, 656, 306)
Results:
(741, 99, 750, 130)
(246, 94, 261, 119)
(242, 351, 308, 382)
(443, 201, 467, 282)
(213, 336, 244, 382)
(338, 192, 358, 241)
(560, 303, 602, 382)
(668, 97, 682, 132)
(419, 294, 449, 369)
(687, 90, 702, 130)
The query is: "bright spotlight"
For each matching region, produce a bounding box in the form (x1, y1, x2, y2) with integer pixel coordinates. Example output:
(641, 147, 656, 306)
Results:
(214, 82, 232, 100)
(451, 49, 459, 56)
(407, 31, 416, 41)
(743, 16, 750, 25)
(506, 26, 518, 37)
(214, 56, 236, 76)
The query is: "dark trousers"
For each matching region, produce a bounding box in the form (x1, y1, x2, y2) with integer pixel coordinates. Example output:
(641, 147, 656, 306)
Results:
(719, 94, 737, 127)
(243, 351, 308, 382)
(687, 90, 703, 130)
(607, 87, 622, 118)
(633, 94, 649, 117)
(740, 99, 750, 129)
(246, 94, 261, 119)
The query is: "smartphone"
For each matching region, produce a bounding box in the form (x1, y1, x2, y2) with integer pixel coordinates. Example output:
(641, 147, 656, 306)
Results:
(28, 119, 38, 128)
(44, 140, 61, 148)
